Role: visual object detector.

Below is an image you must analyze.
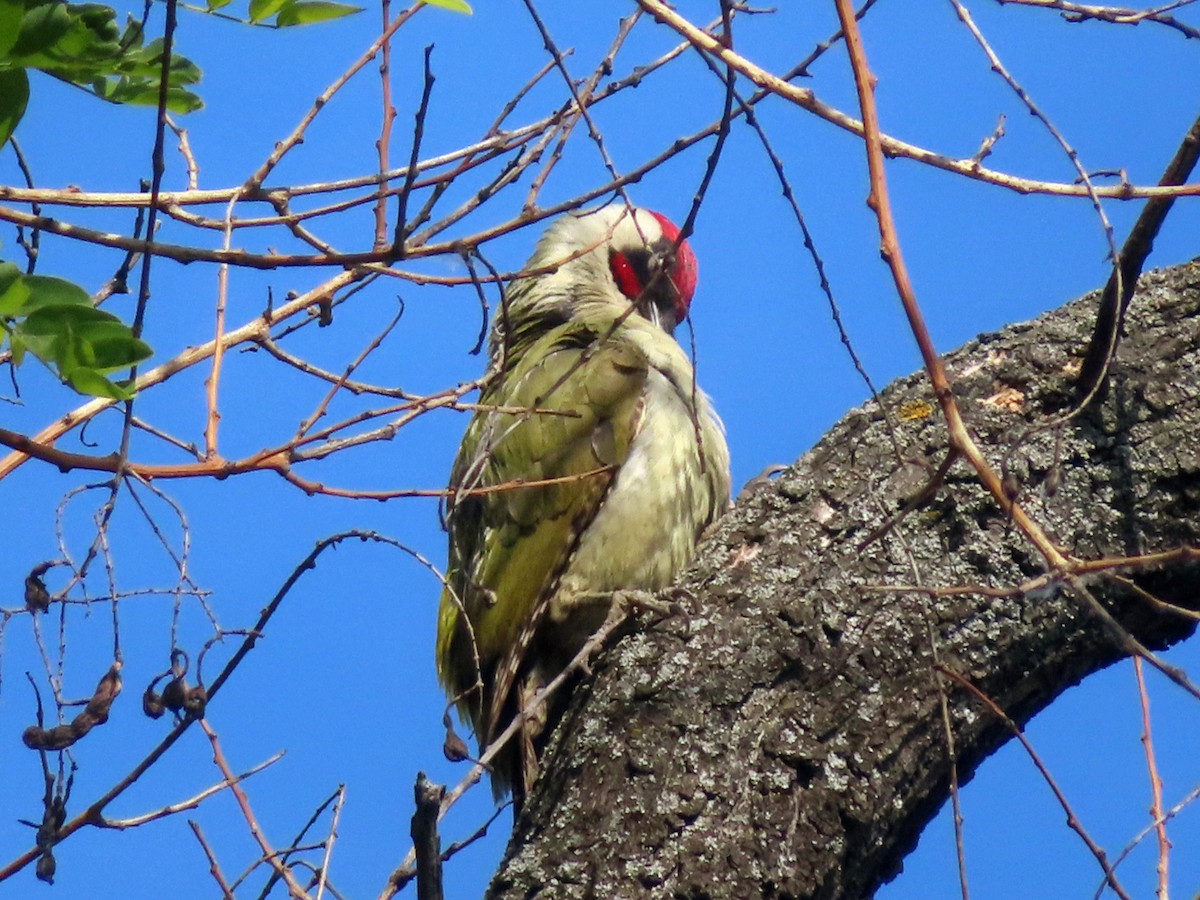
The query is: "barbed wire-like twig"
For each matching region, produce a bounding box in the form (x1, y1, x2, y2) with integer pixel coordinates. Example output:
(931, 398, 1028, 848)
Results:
(996, 0, 1200, 38)
(99, 751, 284, 829)
(1132, 657, 1171, 899)
(1096, 781, 1200, 900)
(1076, 110, 1200, 399)
(199, 719, 310, 899)
(937, 665, 1133, 900)
(189, 820, 236, 899)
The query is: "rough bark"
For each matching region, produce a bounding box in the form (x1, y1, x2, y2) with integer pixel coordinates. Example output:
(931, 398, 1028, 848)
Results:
(489, 259, 1200, 899)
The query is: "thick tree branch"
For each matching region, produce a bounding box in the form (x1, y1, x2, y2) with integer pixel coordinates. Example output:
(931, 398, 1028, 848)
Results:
(490, 260, 1200, 898)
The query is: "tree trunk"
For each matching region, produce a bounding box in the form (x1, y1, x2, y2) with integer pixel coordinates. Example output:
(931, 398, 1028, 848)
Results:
(488, 260, 1200, 899)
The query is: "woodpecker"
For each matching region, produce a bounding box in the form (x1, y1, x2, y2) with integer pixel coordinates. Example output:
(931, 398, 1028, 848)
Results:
(435, 205, 730, 801)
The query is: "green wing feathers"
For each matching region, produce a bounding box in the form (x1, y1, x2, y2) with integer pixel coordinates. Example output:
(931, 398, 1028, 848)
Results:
(436, 325, 649, 741)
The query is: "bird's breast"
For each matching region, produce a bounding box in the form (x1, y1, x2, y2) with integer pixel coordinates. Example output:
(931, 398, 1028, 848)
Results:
(548, 368, 727, 641)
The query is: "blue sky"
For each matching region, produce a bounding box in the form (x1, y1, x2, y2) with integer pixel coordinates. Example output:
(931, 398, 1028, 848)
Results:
(1, 1, 1199, 897)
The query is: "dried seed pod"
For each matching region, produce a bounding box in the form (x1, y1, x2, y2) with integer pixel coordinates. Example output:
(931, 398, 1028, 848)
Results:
(24, 572, 50, 614)
(35, 850, 56, 884)
(142, 685, 166, 719)
(183, 685, 207, 719)
(443, 728, 471, 763)
(161, 677, 188, 712)
(22, 724, 76, 751)
(84, 663, 123, 723)
(23, 663, 122, 751)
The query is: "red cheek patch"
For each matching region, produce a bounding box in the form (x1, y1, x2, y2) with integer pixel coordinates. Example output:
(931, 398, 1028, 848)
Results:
(609, 250, 643, 300)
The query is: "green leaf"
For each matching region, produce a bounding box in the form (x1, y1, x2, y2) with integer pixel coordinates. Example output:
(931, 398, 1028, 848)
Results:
(206, 0, 235, 9)
(19, 272, 92, 310)
(137, 39, 202, 85)
(275, 0, 361, 25)
(118, 17, 144, 51)
(90, 76, 203, 113)
(11, 322, 61, 368)
(13, 302, 151, 398)
(248, 0, 289, 23)
(9, 3, 72, 58)
(65, 367, 135, 399)
(8, 331, 25, 366)
(0, 0, 24, 57)
(21, 302, 123, 334)
(0, 68, 30, 147)
(0, 261, 28, 315)
(423, 0, 471, 12)
(69, 321, 152, 372)
(9, 0, 203, 113)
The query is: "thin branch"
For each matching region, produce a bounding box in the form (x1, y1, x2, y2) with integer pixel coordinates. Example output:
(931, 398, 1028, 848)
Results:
(634, 0, 1200, 199)
(831, 0, 1073, 572)
(995, 0, 1200, 38)
(190, 820, 236, 899)
(1097, 782, 1200, 899)
(379, 593, 648, 899)
(257, 785, 345, 900)
(374, 0, 398, 249)
(244, 4, 424, 191)
(199, 719, 310, 899)
(937, 666, 1132, 900)
(0, 268, 368, 480)
(1133, 657, 1170, 900)
(392, 45, 435, 255)
(99, 751, 284, 828)
(313, 785, 345, 900)
(1076, 111, 1200, 398)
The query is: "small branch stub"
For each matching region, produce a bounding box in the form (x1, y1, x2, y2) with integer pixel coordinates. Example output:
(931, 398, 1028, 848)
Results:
(411, 772, 445, 900)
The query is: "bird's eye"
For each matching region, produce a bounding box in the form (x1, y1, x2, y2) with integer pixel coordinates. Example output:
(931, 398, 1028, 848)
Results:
(609, 250, 643, 300)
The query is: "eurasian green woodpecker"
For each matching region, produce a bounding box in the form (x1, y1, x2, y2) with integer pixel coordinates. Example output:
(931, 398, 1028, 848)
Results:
(435, 206, 731, 801)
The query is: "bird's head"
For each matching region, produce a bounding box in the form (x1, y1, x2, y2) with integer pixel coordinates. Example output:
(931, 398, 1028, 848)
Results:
(510, 205, 699, 336)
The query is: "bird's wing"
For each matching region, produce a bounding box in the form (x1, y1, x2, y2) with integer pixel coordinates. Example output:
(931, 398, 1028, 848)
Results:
(436, 323, 648, 738)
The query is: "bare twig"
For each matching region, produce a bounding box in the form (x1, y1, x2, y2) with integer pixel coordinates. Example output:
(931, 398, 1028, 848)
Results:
(1133, 657, 1170, 899)
(244, 5, 424, 191)
(1097, 782, 1200, 900)
(411, 773, 444, 900)
(1076, 111, 1200, 399)
(392, 46, 436, 255)
(100, 751, 284, 828)
(995, 0, 1200, 38)
(189, 820, 236, 899)
(199, 719, 310, 899)
(374, 0, 398, 249)
(313, 785, 345, 900)
(937, 666, 1132, 900)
